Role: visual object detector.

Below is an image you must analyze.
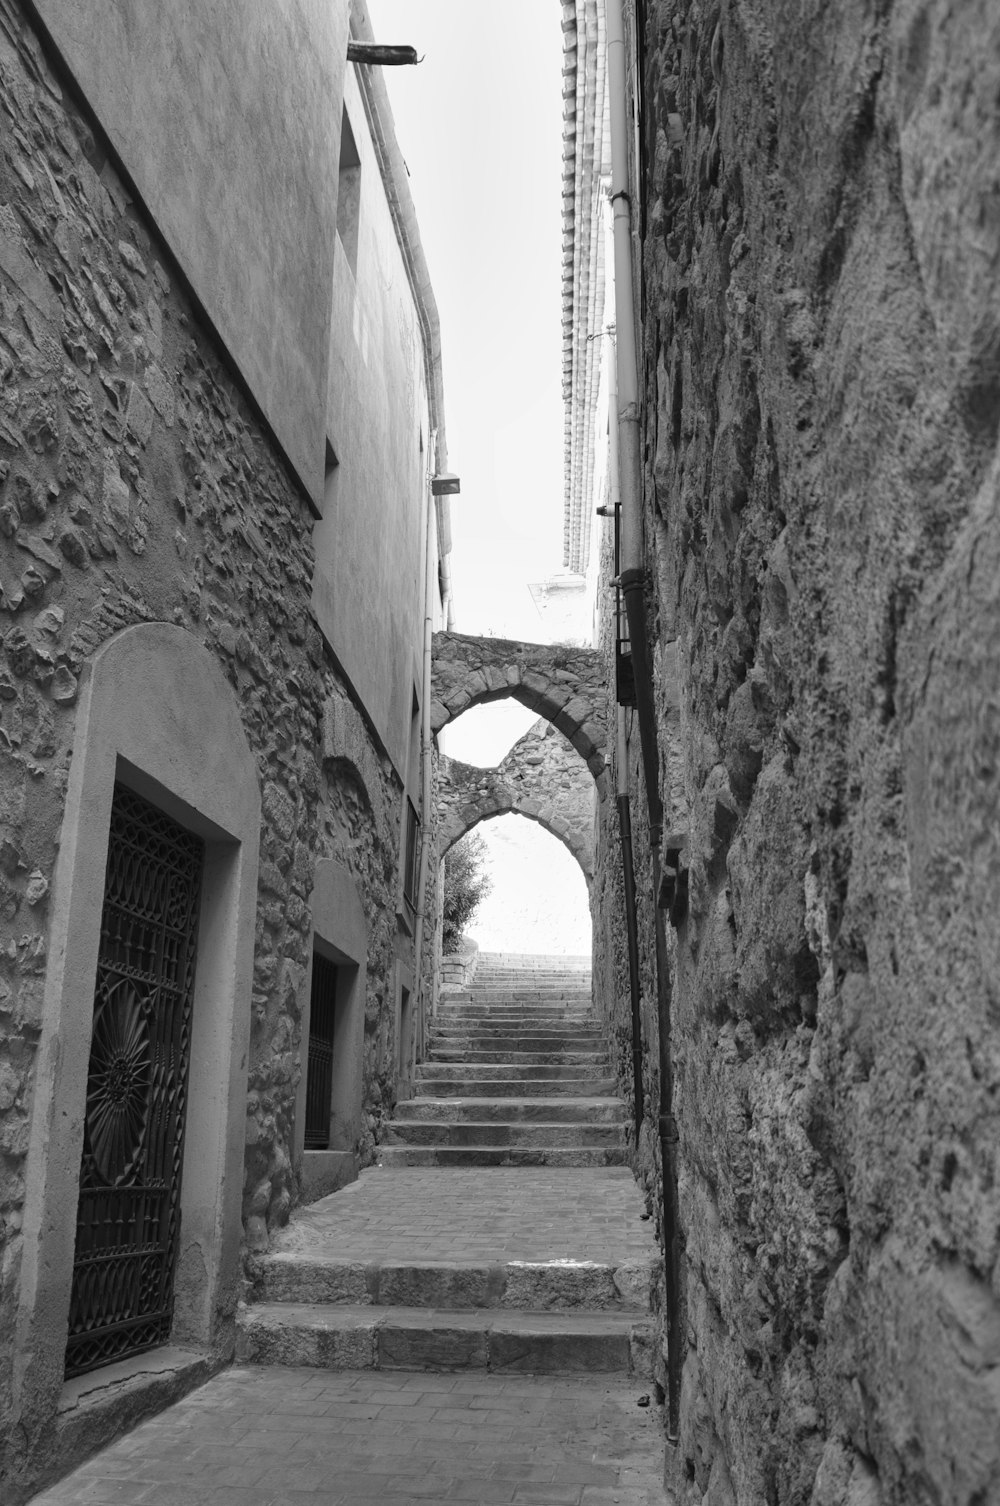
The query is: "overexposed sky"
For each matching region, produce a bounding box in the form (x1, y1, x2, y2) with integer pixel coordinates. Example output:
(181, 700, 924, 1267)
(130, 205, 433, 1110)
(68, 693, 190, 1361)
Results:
(367, 4, 591, 955)
(467, 814, 592, 956)
(367, 1, 565, 642)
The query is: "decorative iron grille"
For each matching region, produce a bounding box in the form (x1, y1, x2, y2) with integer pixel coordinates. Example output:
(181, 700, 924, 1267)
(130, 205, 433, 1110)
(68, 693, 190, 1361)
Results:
(65, 784, 203, 1379)
(304, 954, 338, 1149)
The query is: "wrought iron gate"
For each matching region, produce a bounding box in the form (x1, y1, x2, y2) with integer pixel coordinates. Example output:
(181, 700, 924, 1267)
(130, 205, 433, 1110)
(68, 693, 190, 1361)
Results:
(65, 784, 203, 1378)
(304, 954, 338, 1149)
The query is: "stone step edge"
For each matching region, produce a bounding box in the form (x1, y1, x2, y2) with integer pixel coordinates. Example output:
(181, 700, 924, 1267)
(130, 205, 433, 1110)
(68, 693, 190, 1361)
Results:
(252, 1255, 656, 1312)
(385, 1119, 625, 1137)
(399, 1097, 626, 1122)
(376, 1148, 630, 1169)
(236, 1302, 653, 1378)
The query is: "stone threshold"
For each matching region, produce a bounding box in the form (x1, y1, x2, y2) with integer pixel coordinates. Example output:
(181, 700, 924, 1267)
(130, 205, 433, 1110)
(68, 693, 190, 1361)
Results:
(20, 1346, 222, 1506)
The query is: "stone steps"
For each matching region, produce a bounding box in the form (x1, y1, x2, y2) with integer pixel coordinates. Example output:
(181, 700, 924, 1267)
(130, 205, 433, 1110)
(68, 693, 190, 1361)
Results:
(377, 1145, 629, 1168)
(384, 1119, 625, 1148)
(436, 1013, 595, 1027)
(426, 1047, 606, 1066)
(233, 961, 649, 1383)
(411, 1075, 618, 1098)
(251, 1251, 654, 1311)
(400, 1095, 626, 1123)
(440, 989, 593, 999)
(430, 1036, 602, 1048)
(416, 1060, 611, 1081)
(236, 1302, 652, 1377)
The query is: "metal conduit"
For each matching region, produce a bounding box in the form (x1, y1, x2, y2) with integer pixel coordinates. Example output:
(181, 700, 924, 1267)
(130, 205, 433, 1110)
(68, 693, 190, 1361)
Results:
(607, 0, 682, 1445)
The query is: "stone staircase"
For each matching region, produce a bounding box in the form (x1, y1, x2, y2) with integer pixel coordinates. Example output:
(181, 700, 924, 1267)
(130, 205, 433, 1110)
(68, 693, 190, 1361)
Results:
(380, 957, 628, 1167)
(236, 956, 657, 1380)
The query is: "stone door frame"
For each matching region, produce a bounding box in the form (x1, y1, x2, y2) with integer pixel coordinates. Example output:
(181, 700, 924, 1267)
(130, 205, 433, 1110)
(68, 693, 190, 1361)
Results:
(14, 624, 260, 1438)
(294, 858, 368, 1204)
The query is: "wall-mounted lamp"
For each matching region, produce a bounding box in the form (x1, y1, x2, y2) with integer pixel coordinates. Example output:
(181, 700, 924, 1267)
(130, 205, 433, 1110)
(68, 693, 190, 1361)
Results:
(347, 43, 421, 66)
(431, 473, 461, 496)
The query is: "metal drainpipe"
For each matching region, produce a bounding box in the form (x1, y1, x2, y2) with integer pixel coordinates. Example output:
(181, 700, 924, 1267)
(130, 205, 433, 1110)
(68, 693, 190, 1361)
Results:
(617, 709, 644, 1143)
(607, 0, 682, 1444)
(607, 333, 644, 1143)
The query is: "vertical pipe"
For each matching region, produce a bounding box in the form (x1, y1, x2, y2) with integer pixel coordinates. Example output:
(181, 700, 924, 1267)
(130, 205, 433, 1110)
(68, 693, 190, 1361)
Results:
(608, 336, 644, 1144)
(617, 715, 644, 1141)
(607, 0, 681, 1442)
(653, 848, 681, 1443)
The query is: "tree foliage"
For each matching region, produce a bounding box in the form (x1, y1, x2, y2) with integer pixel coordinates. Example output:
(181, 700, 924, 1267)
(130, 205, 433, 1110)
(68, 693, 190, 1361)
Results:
(441, 831, 492, 954)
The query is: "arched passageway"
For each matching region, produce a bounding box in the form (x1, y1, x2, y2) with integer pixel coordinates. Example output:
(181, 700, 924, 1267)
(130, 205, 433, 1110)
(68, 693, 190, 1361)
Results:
(437, 718, 595, 880)
(454, 812, 592, 957)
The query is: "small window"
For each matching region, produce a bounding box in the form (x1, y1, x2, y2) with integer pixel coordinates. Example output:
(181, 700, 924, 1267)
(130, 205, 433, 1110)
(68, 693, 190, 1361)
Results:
(305, 953, 339, 1150)
(337, 110, 361, 275)
(402, 797, 419, 912)
(398, 985, 412, 1077)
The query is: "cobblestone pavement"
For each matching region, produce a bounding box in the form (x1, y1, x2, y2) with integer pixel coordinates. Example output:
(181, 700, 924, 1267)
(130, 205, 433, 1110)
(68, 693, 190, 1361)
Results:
(29, 1365, 670, 1505)
(272, 1168, 655, 1265)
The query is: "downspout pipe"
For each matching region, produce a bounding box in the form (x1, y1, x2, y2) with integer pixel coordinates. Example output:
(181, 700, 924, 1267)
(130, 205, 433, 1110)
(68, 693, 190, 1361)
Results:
(617, 710, 644, 1143)
(607, 333, 644, 1144)
(607, 0, 661, 845)
(607, 0, 681, 1444)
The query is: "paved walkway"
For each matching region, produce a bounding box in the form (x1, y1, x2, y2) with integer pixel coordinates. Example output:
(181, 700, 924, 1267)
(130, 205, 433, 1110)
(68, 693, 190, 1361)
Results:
(29, 961, 669, 1504)
(30, 1366, 668, 1505)
(272, 1167, 655, 1265)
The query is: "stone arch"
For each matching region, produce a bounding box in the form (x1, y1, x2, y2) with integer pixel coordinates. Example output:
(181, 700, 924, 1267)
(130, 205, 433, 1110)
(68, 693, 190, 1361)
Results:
(440, 802, 592, 883)
(435, 718, 595, 881)
(431, 631, 608, 798)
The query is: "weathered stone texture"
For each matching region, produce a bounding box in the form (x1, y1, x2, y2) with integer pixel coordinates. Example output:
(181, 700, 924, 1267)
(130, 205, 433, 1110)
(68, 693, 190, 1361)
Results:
(437, 717, 596, 878)
(0, 3, 408, 1485)
(594, 2, 1000, 1502)
(431, 630, 609, 792)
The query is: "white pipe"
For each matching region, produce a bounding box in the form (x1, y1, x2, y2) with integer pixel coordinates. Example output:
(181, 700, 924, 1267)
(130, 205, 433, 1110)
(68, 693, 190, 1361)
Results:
(607, 0, 642, 577)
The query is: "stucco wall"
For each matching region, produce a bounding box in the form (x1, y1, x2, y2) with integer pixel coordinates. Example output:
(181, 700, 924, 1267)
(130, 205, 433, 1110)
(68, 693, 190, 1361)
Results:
(313, 64, 430, 780)
(0, 5, 423, 1495)
(590, 2, 1000, 1503)
(29, 0, 347, 507)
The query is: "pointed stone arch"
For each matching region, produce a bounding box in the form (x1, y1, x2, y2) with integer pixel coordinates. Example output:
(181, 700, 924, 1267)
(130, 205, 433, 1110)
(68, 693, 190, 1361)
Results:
(431, 631, 608, 797)
(436, 717, 595, 881)
(439, 790, 593, 882)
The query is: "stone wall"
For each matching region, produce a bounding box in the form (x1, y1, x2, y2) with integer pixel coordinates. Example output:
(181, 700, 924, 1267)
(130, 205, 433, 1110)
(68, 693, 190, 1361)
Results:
(431, 630, 609, 792)
(436, 717, 596, 879)
(0, 2, 411, 1490)
(595, 1, 1000, 1502)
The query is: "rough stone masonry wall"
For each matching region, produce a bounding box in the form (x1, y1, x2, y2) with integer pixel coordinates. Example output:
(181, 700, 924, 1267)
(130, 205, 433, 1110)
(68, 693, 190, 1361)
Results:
(631, 1, 1000, 1503)
(0, 0, 406, 1464)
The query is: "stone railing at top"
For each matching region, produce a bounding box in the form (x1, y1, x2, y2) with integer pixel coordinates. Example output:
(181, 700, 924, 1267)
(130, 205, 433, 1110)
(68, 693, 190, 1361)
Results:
(430, 631, 608, 797)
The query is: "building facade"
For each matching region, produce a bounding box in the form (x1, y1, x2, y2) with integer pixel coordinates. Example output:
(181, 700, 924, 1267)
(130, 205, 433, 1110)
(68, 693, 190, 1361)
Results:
(576, 2, 1000, 1503)
(0, 1, 453, 1498)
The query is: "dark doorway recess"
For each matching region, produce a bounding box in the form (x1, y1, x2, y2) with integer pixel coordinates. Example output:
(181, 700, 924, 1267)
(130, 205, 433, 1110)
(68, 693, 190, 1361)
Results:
(66, 783, 203, 1379)
(305, 953, 339, 1149)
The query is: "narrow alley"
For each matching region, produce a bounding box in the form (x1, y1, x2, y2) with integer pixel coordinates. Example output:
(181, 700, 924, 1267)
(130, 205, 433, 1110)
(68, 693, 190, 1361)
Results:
(28, 957, 667, 1506)
(2, 2, 999, 1503)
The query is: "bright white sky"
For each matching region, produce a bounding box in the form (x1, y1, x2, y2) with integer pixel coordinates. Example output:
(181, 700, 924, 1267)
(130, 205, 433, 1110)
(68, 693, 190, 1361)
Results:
(367, 3, 592, 950)
(367, 0, 565, 646)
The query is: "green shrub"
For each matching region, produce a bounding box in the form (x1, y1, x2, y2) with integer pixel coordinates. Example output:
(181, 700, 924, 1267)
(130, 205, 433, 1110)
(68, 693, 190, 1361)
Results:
(442, 831, 492, 953)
